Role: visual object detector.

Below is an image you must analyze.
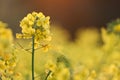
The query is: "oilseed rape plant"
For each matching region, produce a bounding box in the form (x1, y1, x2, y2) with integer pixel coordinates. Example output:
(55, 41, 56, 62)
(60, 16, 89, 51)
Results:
(0, 11, 120, 80)
(0, 21, 21, 80)
(16, 12, 51, 80)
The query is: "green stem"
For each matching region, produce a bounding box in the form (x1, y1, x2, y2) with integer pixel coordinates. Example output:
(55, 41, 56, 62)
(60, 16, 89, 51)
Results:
(32, 35, 35, 80)
(45, 70, 52, 80)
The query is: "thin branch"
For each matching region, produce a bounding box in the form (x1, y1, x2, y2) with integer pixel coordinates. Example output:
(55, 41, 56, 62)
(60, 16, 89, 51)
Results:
(45, 70, 52, 80)
(15, 41, 31, 53)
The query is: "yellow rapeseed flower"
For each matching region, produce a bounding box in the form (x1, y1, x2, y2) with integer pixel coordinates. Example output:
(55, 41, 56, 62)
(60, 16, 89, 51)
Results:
(45, 60, 57, 72)
(0, 60, 6, 70)
(0, 21, 13, 50)
(113, 24, 120, 32)
(0, 21, 7, 28)
(0, 21, 19, 79)
(16, 12, 51, 49)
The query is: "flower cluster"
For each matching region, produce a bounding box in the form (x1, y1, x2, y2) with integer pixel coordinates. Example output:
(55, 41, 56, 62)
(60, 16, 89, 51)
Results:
(0, 21, 13, 50)
(107, 19, 120, 34)
(0, 21, 21, 79)
(44, 60, 70, 80)
(16, 12, 51, 49)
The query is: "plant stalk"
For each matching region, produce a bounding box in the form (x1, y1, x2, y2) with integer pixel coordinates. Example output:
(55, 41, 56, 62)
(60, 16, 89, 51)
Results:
(45, 70, 52, 80)
(32, 35, 35, 80)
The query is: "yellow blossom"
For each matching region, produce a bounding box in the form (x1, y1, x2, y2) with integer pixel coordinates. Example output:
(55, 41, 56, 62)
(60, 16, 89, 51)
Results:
(41, 44, 51, 52)
(0, 60, 6, 70)
(0, 22, 13, 51)
(0, 21, 19, 79)
(113, 24, 120, 32)
(0, 21, 7, 28)
(16, 11, 51, 49)
(45, 60, 57, 72)
(56, 68, 70, 80)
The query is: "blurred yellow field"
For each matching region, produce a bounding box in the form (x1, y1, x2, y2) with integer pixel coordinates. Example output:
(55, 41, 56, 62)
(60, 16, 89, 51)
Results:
(0, 12, 120, 80)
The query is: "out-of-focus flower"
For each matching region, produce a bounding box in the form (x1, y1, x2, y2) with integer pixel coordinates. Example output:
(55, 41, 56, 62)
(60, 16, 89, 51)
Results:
(107, 19, 120, 34)
(101, 28, 119, 51)
(45, 60, 57, 72)
(0, 21, 20, 79)
(56, 68, 70, 80)
(0, 21, 13, 50)
(113, 24, 120, 32)
(0, 21, 7, 28)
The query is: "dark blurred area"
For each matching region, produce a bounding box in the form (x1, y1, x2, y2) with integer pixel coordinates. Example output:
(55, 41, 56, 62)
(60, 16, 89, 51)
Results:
(0, 0, 120, 40)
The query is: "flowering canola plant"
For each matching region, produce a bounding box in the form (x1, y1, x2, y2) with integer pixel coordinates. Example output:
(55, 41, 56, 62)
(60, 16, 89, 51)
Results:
(16, 12, 51, 80)
(0, 21, 21, 80)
